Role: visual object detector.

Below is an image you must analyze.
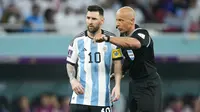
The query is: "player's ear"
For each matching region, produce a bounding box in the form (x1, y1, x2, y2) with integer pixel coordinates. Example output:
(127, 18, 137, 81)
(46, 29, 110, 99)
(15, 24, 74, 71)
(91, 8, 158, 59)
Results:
(100, 16, 104, 24)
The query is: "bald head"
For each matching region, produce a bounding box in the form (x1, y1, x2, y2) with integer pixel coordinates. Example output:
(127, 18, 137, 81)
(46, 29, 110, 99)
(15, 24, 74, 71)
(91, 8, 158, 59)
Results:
(116, 6, 136, 34)
(117, 6, 135, 20)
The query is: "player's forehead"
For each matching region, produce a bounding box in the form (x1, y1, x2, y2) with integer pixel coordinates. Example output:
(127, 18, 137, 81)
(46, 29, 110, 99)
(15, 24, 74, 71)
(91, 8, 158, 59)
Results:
(86, 11, 101, 18)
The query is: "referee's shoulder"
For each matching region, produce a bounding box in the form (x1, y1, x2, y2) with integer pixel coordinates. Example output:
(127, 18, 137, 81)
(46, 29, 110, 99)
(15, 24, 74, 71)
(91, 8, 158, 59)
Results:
(134, 24, 149, 34)
(103, 30, 116, 36)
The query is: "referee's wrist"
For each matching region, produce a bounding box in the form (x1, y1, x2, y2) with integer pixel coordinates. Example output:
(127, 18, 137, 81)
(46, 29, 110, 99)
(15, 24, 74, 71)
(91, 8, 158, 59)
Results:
(104, 35, 110, 42)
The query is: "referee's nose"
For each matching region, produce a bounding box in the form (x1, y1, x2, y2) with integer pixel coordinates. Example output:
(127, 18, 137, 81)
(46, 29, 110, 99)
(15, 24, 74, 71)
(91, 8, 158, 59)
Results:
(116, 24, 119, 29)
(116, 20, 120, 29)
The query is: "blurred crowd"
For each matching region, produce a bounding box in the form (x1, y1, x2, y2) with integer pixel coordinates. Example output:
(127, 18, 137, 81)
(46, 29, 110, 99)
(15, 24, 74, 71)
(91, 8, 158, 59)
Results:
(163, 94, 200, 112)
(1, 93, 200, 112)
(0, 92, 70, 112)
(0, 0, 200, 35)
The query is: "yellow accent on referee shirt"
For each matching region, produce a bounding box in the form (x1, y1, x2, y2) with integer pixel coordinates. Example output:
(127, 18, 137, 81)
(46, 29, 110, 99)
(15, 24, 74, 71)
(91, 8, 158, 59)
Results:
(112, 48, 123, 59)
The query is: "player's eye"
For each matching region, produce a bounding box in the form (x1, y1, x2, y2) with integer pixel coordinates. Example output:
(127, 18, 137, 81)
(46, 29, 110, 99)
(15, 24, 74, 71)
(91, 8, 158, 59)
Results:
(87, 17, 90, 19)
(92, 18, 97, 20)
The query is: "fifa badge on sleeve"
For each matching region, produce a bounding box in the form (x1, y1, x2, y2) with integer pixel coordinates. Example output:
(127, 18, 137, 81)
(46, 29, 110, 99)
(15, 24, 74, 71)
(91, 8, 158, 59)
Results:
(68, 49, 73, 58)
(127, 50, 135, 60)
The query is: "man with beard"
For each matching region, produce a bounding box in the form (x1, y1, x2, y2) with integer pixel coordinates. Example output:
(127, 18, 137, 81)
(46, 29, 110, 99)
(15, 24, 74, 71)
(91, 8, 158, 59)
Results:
(66, 5, 123, 112)
(94, 6, 162, 112)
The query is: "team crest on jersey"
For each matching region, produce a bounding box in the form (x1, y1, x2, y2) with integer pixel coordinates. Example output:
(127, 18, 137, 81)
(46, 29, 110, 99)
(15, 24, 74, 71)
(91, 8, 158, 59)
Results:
(103, 46, 107, 51)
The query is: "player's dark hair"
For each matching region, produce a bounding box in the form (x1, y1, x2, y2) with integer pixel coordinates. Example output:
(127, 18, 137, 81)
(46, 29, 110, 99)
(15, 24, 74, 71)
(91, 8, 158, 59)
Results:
(87, 5, 104, 16)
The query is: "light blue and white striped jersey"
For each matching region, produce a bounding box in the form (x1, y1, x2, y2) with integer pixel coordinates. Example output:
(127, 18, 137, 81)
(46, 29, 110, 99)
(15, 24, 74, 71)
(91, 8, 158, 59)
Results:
(67, 30, 122, 107)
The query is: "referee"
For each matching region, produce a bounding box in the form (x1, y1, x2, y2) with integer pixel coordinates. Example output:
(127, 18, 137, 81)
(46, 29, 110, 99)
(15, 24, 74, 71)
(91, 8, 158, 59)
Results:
(94, 6, 162, 112)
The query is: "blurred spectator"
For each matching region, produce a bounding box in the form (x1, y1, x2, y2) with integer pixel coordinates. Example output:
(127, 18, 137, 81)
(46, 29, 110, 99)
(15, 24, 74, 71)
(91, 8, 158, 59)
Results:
(164, 95, 183, 112)
(0, 0, 3, 20)
(12, 96, 31, 112)
(49, 93, 61, 112)
(44, 8, 57, 32)
(23, 3, 44, 32)
(135, 0, 156, 23)
(59, 96, 70, 112)
(129, 4, 145, 24)
(162, 0, 188, 32)
(194, 97, 200, 112)
(15, 0, 33, 17)
(0, 96, 9, 112)
(55, 6, 85, 35)
(0, 4, 23, 33)
(34, 93, 51, 112)
(152, 0, 167, 23)
(183, 0, 200, 32)
(182, 94, 196, 112)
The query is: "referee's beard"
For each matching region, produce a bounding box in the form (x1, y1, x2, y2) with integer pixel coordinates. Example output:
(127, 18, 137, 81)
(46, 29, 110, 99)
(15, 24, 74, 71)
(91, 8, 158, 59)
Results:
(87, 25, 100, 35)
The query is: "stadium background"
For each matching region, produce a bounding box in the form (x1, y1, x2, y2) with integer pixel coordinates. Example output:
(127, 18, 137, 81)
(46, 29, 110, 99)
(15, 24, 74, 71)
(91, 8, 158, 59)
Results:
(0, 0, 200, 112)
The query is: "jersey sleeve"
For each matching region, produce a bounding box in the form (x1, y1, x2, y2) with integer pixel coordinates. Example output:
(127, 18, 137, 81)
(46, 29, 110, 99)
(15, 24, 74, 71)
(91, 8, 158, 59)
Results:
(66, 39, 78, 65)
(132, 29, 151, 47)
(111, 45, 123, 60)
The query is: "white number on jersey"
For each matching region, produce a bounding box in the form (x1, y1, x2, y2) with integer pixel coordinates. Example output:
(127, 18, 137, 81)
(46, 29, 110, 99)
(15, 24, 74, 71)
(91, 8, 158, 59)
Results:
(101, 107, 111, 112)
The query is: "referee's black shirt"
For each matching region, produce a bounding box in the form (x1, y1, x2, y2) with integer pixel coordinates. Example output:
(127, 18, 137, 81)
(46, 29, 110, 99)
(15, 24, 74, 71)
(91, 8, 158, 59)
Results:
(121, 24, 157, 80)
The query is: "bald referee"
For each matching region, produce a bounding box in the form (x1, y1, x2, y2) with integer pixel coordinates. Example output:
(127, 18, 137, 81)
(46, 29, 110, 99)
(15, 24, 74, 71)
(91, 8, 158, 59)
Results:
(94, 6, 162, 112)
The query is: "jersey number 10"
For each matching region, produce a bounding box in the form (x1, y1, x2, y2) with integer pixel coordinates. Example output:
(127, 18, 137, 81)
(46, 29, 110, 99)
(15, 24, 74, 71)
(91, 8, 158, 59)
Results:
(101, 107, 110, 112)
(88, 52, 101, 63)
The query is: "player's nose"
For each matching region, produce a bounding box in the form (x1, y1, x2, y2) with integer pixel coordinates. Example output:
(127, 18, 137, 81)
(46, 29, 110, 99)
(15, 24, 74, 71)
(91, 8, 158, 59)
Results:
(88, 19, 93, 24)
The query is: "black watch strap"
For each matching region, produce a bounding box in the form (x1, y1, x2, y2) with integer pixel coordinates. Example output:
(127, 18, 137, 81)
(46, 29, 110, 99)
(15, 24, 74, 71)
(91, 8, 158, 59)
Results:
(105, 35, 110, 42)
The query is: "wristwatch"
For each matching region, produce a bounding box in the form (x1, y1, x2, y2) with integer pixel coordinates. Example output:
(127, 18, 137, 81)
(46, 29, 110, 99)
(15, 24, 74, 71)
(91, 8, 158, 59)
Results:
(103, 35, 110, 42)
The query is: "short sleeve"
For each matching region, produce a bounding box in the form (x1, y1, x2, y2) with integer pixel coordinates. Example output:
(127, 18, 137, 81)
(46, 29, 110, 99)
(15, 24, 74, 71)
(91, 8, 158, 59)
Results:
(66, 39, 78, 65)
(132, 29, 151, 47)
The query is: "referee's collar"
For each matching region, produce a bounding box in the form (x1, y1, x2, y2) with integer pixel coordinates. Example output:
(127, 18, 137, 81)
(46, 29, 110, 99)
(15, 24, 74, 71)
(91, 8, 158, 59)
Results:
(84, 29, 104, 37)
(128, 24, 140, 36)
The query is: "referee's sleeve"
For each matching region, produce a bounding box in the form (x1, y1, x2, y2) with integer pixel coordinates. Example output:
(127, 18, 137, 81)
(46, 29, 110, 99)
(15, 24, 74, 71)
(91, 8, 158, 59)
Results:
(132, 29, 151, 47)
(112, 48, 123, 60)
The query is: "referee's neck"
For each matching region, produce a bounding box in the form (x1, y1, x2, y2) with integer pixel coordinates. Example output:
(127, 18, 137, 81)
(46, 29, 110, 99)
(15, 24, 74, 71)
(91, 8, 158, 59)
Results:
(127, 25, 135, 36)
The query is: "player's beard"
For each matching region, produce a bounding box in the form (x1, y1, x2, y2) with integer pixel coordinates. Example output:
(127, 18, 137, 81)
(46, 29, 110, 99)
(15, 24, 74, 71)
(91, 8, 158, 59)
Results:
(87, 25, 100, 34)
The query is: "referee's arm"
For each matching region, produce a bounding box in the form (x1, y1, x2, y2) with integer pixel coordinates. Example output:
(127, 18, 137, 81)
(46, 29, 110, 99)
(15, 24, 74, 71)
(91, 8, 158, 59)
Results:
(109, 37, 141, 49)
(105, 30, 150, 49)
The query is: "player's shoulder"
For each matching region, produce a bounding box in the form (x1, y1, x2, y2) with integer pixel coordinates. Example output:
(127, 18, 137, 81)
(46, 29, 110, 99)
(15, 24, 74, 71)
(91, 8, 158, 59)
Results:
(74, 30, 86, 40)
(103, 30, 116, 36)
(70, 31, 86, 46)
